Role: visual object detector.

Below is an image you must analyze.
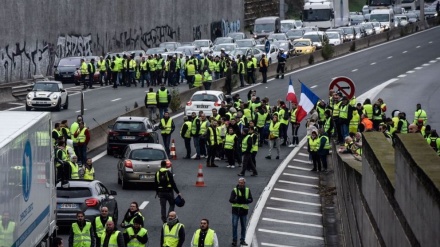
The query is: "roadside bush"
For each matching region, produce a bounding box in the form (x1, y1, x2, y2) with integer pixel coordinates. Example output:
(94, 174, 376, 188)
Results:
(321, 43, 334, 60)
(350, 41, 356, 52)
(308, 54, 314, 64)
(169, 88, 181, 113)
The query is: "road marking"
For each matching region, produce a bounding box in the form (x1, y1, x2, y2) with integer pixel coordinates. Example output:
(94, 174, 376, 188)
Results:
(8, 102, 24, 105)
(292, 159, 310, 164)
(352, 69, 358, 72)
(267, 207, 322, 216)
(258, 229, 324, 240)
(370, 62, 376, 65)
(282, 172, 318, 180)
(430, 60, 437, 63)
(397, 74, 406, 78)
(310, 85, 317, 88)
(288, 165, 310, 171)
(111, 98, 121, 102)
(416, 46, 421, 48)
(298, 153, 308, 157)
(387, 56, 393, 59)
(279, 180, 318, 188)
(422, 63, 430, 66)
(402, 51, 407, 53)
(75, 109, 87, 112)
(407, 71, 415, 73)
(429, 41, 433, 44)
(274, 188, 319, 197)
(261, 242, 297, 247)
(263, 217, 323, 228)
(270, 197, 321, 206)
(139, 201, 149, 209)
(92, 151, 107, 162)
(437, 57, 440, 60)
(414, 67, 423, 70)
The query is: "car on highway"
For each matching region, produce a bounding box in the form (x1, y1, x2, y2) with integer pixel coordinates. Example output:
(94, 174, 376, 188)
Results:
(235, 39, 257, 48)
(360, 23, 376, 36)
(272, 40, 292, 55)
(193, 39, 213, 53)
(174, 45, 201, 56)
(146, 47, 168, 55)
(159, 42, 181, 51)
(340, 27, 357, 41)
(255, 44, 278, 64)
(107, 116, 159, 155)
(54, 56, 82, 84)
(300, 26, 319, 33)
(73, 56, 101, 85)
(424, 6, 438, 19)
(370, 22, 384, 34)
(26, 81, 69, 111)
(227, 32, 247, 40)
(212, 43, 238, 57)
(267, 33, 289, 42)
(230, 47, 265, 61)
(56, 180, 118, 226)
(292, 38, 316, 56)
(327, 28, 347, 42)
(325, 32, 343, 46)
(117, 143, 172, 189)
(302, 31, 328, 49)
(350, 14, 365, 25)
(406, 12, 419, 23)
(280, 19, 298, 32)
(185, 90, 225, 117)
(286, 29, 306, 41)
(353, 26, 366, 39)
(213, 37, 235, 45)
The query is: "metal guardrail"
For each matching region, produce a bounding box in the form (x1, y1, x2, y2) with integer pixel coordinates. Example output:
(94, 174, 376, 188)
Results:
(10, 75, 48, 98)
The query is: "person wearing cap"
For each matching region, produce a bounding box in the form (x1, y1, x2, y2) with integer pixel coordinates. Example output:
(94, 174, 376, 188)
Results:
(97, 56, 107, 86)
(229, 177, 253, 246)
(124, 216, 148, 246)
(246, 56, 255, 84)
(237, 128, 258, 176)
(160, 211, 185, 247)
(275, 48, 287, 79)
(259, 53, 268, 83)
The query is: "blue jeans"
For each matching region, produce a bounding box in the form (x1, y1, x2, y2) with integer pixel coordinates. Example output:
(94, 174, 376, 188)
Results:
(193, 136, 200, 157)
(232, 214, 247, 242)
(341, 123, 349, 140)
(158, 107, 167, 119)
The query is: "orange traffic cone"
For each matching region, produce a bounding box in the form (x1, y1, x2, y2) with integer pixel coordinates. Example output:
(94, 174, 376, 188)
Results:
(195, 164, 206, 187)
(170, 139, 177, 160)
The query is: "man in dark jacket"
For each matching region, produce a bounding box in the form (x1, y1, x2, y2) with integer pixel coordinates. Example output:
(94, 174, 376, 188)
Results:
(160, 211, 186, 247)
(237, 128, 257, 176)
(101, 220, 124, 247)
(123, 217, 148, 246)
(229, 177, 253, 246)
(155, 161, 182, 223)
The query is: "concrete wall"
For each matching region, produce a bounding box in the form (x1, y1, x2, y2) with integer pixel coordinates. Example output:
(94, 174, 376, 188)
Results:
(333, 132, 440, 247)
(0, 0, 244, 83)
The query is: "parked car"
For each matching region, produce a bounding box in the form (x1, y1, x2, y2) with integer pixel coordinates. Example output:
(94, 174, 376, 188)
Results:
(185, 90, 225, 117)
(360, 23, 376, 35)
(230, 47, 265, 61)
(54, 56, 82, 84)
(227, 32, 247, 40)
(175, 46, 201, 56)
(327, 28, 347, 42)
(340, 27, 357, 41)
(117, 143, 172, 189)
(302, 31, 329, 49)
(212, 43, 238, 57)
(192, 39, 213, 53)
(146, 47, 168, 55)
(213, 37, 235, 45)
(26, 81, 69, 111)
(56, 180, 118, 226)
(325, 32, 343, 46)
(235, 39, 257, 48)
(107, 116, 159, 155)
(292, 38, 316, 56)
(159, 42, 181, 51)
(286, 29, 306, 41)
(255, 44, 278, 64)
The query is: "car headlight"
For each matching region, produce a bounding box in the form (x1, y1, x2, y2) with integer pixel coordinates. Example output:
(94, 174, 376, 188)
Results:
(27, 93, 32, 100)
(52, 94, 58, 100)
(54, 70, 59, 75)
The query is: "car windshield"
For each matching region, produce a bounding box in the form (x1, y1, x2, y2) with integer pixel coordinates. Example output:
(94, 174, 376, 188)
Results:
(351, 15, 364, 21)
(326, 32, 339, 39)
(274, 41, 288, 48)
(228, 33, 245, 40)
(281, 22, 295, 31)
(213, 44, 236, 51)
(175, 47, 194, 56)
(193, 41, 210, 48)
(130, 149, 166, 161)
(254, 23, 275, 32)
(192, 94, 219, 102)
(58, 58, 81, 66)
(302, 34, 321, 42)
(146, 48, 166, 55)
(33, 83, 59, 92)
(114, 121, 146, 131)
(370, 14, 390, 22)
(268, 34, 287, 40)
(342, 28, 354, 34)
(159, 43, 177, 50)
(214, 38, 233, 45)
(57, 187, 92, 198)
(293, 40, 311, 47)
(235, 40, 254, 47)
(302, 9, 332, 21)
(286, 30, 304, 37)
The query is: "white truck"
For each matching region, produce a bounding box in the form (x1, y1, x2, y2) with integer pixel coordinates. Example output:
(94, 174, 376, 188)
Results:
(0, 111, 57, 247)
(370, 8, 395, 31)
(302, 0, 350, 29)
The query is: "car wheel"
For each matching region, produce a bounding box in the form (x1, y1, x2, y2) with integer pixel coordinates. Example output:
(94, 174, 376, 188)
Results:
(117, 173, 121, 184)
(121, 178, 129, 189)
(25, 105, 31, 111)
(54, 99, 62, 112)
(63, 96, 69, 109)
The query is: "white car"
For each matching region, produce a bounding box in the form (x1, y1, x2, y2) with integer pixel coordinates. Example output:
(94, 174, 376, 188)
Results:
(212, 43, 238, 57)
(325, 32, 343, 46)
(185, 90, 225, 117)
(26, 81, 69, 111)
(255, 44, 278, 64)
(193, 39, 213, 53)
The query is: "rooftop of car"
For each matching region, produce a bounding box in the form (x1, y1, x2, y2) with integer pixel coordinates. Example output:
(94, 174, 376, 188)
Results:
(192, 90, 223, 95)
(127, 143, 165, 149)
(116, 116, 149, 122)
(56, 179, 99, 187)
(35, 80, 62, 85)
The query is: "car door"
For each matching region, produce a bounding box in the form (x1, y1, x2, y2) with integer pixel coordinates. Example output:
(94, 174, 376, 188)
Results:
(59, 84, 67, 104)
(97, 183, 117, 217)
(145, 119, 160, 143)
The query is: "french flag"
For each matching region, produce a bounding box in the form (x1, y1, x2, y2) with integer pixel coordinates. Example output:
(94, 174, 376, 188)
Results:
(286, 78, 298, 105)
(296, 82, 320, 123)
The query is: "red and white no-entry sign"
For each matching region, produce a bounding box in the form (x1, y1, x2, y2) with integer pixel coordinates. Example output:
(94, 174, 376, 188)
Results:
(329, 76, 356, 99)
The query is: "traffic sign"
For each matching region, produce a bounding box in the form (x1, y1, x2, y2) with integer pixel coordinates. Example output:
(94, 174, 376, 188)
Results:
(329, 76, 356, 99)
(265, 40, 270, 53)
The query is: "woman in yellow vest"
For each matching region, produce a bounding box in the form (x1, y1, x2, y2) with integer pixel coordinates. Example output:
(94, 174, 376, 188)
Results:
(308, 130, 322, 172)
(83, 158, 95, 181)
(318, 131, 331, 172)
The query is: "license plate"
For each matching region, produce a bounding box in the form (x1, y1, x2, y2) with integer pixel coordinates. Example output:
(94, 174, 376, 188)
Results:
(140, 174, 154, 180)
(122, 136, 136, 140)
(33, 101, 48, 104)
(63, 75, 71, 78)
(196, 105, 209, 108)
(58, 203, 78, 209)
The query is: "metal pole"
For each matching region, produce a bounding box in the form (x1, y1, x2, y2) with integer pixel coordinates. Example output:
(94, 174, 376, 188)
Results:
(280, 0, 285, 19)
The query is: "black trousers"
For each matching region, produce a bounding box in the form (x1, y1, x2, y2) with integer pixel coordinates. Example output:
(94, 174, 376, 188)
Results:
(310, 151, 321, 170)
(158, 190, 174, 223)
(261, 71, 267, 83)
(207, 144, 218, 165)
(183, 137, 191, 158)
(225, 149, 235, 166)
(290, 122, 300, 145)
(276, 63, 285, 77)
(240, 153, 257, 175)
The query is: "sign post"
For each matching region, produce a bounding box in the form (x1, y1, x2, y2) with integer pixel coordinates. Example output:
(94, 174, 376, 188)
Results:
(329, 76, 356, 99)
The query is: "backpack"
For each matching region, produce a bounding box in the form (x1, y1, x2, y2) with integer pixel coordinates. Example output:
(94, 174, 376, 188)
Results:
(430, 137, 438, 152)
(157, 170, 169, 189)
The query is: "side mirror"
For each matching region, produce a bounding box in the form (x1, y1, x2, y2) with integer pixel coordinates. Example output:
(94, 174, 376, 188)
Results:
(108, 125, 113, 129)
(250, 30, 254, 35)
(110, 190, 117, 195)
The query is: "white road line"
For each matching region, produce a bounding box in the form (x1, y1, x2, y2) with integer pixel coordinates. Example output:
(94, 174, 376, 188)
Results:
(402, 51, 407, 53)
(6, 105, 26, 111)
(111, 98, 121, 102)
(8, 102, 24, 105)
(370, 62, 376, 65)
(437, 57, 440, 60)
(92, 152, 107, 162)
(287, 165, 310, 171)
(267, 207, 322, 216)
(274, 188, 319, 197)
(310, 85, 317, 88)
(298, 153, 308, 157)
(259, 229, 324, 240)
(407, 71, 415, 73)
(139, 201, 149, 209)
(263, 217, 323, 228)
(75, 109, 87, 112)
(423, 63, 430, 66)
(414, 67, 423, 70)
(282, 172, 318, 180)
(270, 197, 321, 206)
(261, 242, 297, 247)
(430, 60, 437, 63)
(387, 56, 393, 59)
(416, 46, 421, 48)
(397, 75, 407, 78)
(292, 159, 310, 164)
(351, 69, 358, 72)
(279, 180, 318, 188)
(429, 41, 433, 44)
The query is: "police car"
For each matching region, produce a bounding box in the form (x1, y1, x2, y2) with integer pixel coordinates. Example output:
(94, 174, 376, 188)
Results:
(185, 90, 225, 117)
(26, 81, 69, 111)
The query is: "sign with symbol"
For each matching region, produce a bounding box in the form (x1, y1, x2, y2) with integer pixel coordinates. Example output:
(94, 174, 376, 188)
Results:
(329, 76, 356, 99)
(265, 40, 270, 53)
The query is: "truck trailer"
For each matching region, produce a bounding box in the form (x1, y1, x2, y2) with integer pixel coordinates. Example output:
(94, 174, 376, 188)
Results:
(302, 0, 350, 29)
(0, 111, 57, 247)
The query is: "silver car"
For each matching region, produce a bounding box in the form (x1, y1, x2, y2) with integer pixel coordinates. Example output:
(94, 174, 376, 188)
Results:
(117, 143, 172, 189)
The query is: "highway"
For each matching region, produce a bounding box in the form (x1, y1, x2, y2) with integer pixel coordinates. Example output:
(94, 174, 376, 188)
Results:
(12, 26, 440, 246)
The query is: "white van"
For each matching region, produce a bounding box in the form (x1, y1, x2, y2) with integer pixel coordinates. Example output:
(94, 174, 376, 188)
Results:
(370, 8, 395, 31)
(281, 20, 298, 32)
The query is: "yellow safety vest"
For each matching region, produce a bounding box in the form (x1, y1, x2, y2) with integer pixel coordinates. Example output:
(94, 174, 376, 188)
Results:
(308, 137, 320, 151)
(251, 133, 258, 152)
(52, 129, 62, 146)
(156, 168, 171, 190)
(69, 161, 80, 179)
(148, 59, 157, 71)
(414, 109, 427, 125)
(241, 135, 250, 152)
(84, 167, 95, 180)
(95, 216, 113, 238)
(156, 58, 164, 70)
(97, 60, 106, 71)
(191, 118, 199, 135)
(200, 121, 208, 135)
(56, 148, 68, 167)
(72, 222, 92, 247)
(194, 74, 203, 87)
(76, 128, 87, 143)
(278, 108, 288, 124)
(80, 62, 89, 75)
(100, 230, 120, 247)
(191, 229, 215, 247)
(332, 102, 341, 117)
(339, 104, 349, 119)
(126, 227, 148, 247)
(243, 108, 252, 121)
(161, 118, 173, 135)
(231, 187, 250, 209)
(146, 92, 157, 105)
(140, 61, 148, 71)
(208, 127, 221, 145)
(256, 112, 267, 128)
(0, 221, 15, 247)
(187, 64, 195, 76)
(158, 89, 168, 103)
(363, 104, 373, 119)
(181, 121, 192, 139)
(252, 57, 257, 68)
(163, 223, 184, 247)
(224, 134, 236, 150)
(237, 62, 245, 74)
(62, 127, 71, 139)
(269, 122, 280, 137)
(350, 112, 360, 133)
(321, 135, 330, 149)
(290, 109, 297, 123)
(71, 122, 80, 143)
(203, 70, 212, 82)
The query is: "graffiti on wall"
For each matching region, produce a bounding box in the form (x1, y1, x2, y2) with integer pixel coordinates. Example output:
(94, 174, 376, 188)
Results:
(0, 25, 178, 83)
(193, 24, 209, 41)
(210, 19, 241, 41)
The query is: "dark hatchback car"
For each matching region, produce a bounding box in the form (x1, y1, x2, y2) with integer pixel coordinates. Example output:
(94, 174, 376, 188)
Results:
(56, 180, 118, 226)
(54, 56, 82, 84)
(107, 116, 159, 155)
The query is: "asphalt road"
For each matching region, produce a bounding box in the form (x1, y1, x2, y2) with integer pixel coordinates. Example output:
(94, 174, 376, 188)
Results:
(11, 26, 440, 246)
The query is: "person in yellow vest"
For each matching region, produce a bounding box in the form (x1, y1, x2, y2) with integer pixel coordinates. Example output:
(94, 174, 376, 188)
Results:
(246, 56, 255, 84)
(144, 87, 158, 121)
(414, 103, 428, 125)
(68, 211, 94, 247)
(79, 58, 89, 90)
(249, 126, 259, 168)
(121, 202, 144, 233)
(180, 116, 192, 159)
(308, 130, 322, 172)
(224, 127, 238, 168)
(157, 86, 171, 119)
(156, 55, 165, 85)
(288, 104, 300, 148)
(190, 219, 219, 247)
(160, 112, 175, 155)
(101, 220, 124, 247)
(395, 112, 409, 134)
(123, 217, 148, 247)
(83, 158, 95, 181)
(93, 207, 112, 247)
(110, 56, 119, 89)
(186, 60, 196, 88)
(88, 58, 96, 89)
(70, 115, 84, 159)
(349, 108, 360, 134)
(372, 101, 383, 131)
(139, 56, 148, 88)
(278, 102, 289, 146)
(259, 54, 268, 83)
(202, 69, 213, 90)
(126, 55, 137, 87)
(317, 130, 331, 172)
(193, 70, 203, 88)
(205, 120, 220, 167)
(73, 122, 90, 165)
(68, 156, 81, 180)
(198, 114, 209, 158)
(97, 56, 107, 86)
(229, 177, 253, 246)
(61, 119, 71, 141)
(52, 122, 63, 147)
(0, 211, 16, 247)
(55, 140, 70, 187)
(160, 211, 185, 247)
(266, 114, 281, 160)
(155, 161, 182, 223)
(237, 55, 246, 87)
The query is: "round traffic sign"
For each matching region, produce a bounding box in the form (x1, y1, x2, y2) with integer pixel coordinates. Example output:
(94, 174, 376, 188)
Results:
(265, 40, 270, 53)
(329, 76, 356, 99)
